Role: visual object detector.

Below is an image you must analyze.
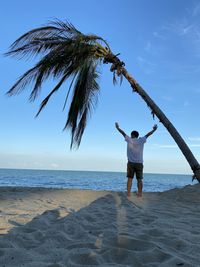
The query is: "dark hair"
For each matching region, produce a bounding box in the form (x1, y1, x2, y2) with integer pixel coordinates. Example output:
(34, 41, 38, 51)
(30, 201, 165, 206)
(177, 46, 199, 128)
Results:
(131, 131, 139, 138)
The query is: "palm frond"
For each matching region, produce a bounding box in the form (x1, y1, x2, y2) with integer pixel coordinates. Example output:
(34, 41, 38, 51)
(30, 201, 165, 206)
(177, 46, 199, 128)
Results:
(6, 66, 39, 96)
(35, 74, 68, 117)
(7, 37, 95, 100)
(5, 19, 81, 59)
(5, 19, 109, 148)
(64, 59, 99, 148)
(62, 73, 78, 111)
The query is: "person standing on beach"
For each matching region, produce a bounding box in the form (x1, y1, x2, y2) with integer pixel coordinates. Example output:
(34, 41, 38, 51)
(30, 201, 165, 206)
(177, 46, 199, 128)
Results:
(115, 122, 158, 197)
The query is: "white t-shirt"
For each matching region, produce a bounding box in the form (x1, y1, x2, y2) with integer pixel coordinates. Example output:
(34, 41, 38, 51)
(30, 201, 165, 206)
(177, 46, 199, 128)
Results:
(125, 135, 147, 163)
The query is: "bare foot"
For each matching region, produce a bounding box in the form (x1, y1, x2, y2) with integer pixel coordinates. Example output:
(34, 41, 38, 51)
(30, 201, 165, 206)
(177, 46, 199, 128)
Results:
(127, 192, 131, 197)
(136, 192, 142, 198)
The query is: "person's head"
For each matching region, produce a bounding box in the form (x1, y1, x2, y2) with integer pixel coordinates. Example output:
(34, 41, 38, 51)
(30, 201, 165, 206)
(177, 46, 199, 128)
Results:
(131, 130, 139, 138)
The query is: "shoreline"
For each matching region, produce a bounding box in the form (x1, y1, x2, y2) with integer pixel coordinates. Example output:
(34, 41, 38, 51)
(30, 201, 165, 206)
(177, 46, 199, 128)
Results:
(0, 184, 200, 266)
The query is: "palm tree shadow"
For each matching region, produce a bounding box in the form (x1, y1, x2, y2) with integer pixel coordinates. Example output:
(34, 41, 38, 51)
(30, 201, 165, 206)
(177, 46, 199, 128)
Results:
(0, 192, 162, 266)
(0, 194, 120, 266)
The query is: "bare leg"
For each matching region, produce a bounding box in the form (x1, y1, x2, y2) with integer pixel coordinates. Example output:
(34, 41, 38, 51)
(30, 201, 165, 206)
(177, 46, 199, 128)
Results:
(127, 178, 133, 197)
(137, 179, 143, 197)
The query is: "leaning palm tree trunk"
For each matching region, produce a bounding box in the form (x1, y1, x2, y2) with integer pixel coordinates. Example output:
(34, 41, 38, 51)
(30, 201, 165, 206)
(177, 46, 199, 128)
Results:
(104, 53, 200, 182)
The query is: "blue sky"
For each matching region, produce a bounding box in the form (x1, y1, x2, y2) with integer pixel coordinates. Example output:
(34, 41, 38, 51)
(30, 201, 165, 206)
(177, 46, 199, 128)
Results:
(1, 0, 200, 174)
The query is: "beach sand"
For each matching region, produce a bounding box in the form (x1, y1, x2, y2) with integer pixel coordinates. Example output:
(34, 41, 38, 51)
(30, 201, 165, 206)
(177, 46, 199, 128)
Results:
(0, 184, 200, 267)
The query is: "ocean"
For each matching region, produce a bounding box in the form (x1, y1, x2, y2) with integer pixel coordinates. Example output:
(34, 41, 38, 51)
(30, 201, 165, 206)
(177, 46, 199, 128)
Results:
(0, 168, 197, 192)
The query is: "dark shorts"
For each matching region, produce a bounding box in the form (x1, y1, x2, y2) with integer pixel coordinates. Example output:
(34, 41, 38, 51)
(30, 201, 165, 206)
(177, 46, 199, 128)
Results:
(127, 161, 143, 180)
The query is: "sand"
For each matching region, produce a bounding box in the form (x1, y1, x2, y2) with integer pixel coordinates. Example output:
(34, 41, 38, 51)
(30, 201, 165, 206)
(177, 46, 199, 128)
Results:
(0, 184, 200, 267)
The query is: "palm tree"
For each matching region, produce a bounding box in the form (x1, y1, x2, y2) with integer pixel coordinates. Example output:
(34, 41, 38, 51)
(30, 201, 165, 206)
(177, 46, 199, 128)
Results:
(6, 19, 200, 182)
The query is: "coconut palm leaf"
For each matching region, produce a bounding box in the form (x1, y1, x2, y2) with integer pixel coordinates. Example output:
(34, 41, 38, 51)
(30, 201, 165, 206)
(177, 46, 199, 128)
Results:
(5, 20, 81, 59)
(64, 59, 99, 148)
(6, 20, 108, 148)
(35, 74, 69, 117)
(62, 73, 78, 111)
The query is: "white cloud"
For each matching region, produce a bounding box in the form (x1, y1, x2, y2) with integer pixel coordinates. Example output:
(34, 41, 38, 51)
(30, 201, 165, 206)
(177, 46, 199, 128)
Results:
(159, 145, 177, 148)
(51, 163, 59, 168)
(189, 144, 200, 147)
(153, 144, 177, 149)
(153, 142, 200, 149)
(161, 96, 173, 102)
(153, 31, 166, 40)
(188, 137, 200, 142)
(191, 3, 200, 16)
(179, 24, 194, 36)
(137, 56, 156, 74)
(163, 20, 194, 37)
(152, 4, 200, 59)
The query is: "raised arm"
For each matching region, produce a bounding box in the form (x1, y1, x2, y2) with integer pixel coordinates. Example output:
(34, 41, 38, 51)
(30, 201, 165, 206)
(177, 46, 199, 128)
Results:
(115, 122, 126, 137)
(145, 124, 158, 138)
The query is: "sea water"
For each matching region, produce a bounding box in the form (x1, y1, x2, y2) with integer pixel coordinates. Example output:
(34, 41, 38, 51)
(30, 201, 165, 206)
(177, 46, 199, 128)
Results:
(0, 168, 197, 192)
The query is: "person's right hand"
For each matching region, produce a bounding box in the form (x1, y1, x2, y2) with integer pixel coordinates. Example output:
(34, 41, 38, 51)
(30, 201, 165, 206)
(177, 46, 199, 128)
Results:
(115, 122, 119, 128)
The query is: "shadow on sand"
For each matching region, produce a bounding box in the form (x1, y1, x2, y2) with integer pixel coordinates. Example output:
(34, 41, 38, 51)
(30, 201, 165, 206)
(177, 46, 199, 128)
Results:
(0, 191, 197, 266)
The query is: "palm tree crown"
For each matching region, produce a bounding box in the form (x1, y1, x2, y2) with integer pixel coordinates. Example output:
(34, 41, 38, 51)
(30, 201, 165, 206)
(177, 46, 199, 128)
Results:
(6, 19, 111, 148)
